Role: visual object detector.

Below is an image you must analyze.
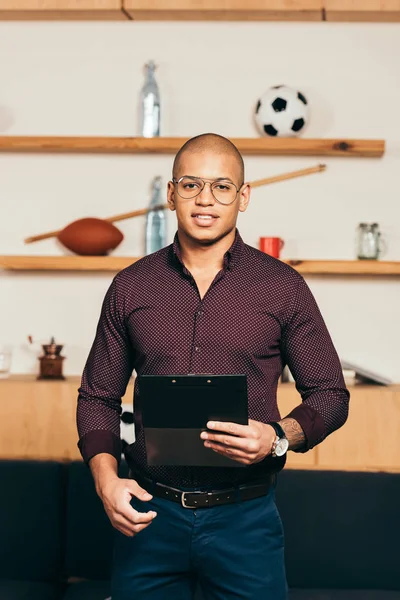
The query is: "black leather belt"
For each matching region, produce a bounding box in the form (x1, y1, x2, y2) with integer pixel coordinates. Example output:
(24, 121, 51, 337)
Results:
(130, 472, 276, 509)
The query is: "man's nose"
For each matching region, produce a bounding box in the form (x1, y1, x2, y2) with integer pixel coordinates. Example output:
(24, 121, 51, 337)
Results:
(196, 182, 216, 204)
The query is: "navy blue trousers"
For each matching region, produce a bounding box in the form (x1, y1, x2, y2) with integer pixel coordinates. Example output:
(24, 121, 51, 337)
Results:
(110, 481, 288, 600)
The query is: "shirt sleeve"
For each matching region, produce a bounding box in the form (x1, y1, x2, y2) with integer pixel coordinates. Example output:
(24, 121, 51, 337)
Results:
(76, 275, 135, 466)
(280, 274, 350, 452)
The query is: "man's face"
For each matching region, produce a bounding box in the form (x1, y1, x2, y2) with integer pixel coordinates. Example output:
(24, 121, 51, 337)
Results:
(167, 150, 250, 246)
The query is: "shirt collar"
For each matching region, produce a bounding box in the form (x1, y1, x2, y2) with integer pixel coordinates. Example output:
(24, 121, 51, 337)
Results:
(171, 228, 244, 274)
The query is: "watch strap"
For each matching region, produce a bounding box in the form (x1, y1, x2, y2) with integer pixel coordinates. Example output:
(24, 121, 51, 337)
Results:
(267, 421, 286, 440)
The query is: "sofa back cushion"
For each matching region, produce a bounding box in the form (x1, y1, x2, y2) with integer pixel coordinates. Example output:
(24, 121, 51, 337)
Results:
(0, 459, 65, 581)
(276, 469, 400, 590)
(64, 459, 129, 580)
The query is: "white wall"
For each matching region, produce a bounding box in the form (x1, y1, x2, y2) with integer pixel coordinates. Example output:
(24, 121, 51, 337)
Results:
(0, 21, 399, 381)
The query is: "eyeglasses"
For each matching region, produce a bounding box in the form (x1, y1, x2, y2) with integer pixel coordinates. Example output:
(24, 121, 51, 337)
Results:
(172, 176, 243, 206)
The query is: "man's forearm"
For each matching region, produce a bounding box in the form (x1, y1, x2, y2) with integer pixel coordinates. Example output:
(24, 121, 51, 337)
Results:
(278, 417, 306, 451)
(89, 453, 119, 498)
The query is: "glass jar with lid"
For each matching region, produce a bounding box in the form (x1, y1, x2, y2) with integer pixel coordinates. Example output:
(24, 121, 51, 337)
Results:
(356, 223, 386, 260)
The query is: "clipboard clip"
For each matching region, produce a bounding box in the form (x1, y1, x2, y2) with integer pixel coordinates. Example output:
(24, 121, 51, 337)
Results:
(171, 378, 213, 384)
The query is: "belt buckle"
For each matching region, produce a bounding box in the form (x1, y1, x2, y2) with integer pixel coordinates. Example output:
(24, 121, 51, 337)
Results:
(181, 490, 205, 509)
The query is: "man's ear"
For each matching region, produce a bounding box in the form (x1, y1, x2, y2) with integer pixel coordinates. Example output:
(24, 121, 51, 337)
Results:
(167, 181, 176, 211)
(238, 182, 251, 213)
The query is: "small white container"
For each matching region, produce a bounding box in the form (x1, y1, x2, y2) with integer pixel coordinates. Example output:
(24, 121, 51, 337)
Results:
(0, 345, 12, 378)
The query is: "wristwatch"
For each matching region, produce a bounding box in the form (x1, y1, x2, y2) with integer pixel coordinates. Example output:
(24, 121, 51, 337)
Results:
(268, 422, 289, 458)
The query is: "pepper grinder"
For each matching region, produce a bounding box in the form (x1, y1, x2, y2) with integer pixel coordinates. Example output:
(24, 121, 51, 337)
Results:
(38, 336, 65, 380)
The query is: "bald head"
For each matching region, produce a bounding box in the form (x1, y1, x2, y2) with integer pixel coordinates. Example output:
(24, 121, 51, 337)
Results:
(172, 133, 245, 185)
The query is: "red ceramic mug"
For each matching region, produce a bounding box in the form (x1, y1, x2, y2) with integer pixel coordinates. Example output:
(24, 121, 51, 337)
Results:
(259, 237, 285, 258)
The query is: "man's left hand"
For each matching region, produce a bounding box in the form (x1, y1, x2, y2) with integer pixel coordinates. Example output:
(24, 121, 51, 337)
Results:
(200, 420, 276, 465)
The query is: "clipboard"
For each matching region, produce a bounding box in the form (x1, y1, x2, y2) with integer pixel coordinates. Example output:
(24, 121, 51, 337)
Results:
(136, 374, 248, 467)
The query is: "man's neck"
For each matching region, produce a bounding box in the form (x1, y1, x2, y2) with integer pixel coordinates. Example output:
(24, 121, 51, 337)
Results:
(177, 227, 236, 273)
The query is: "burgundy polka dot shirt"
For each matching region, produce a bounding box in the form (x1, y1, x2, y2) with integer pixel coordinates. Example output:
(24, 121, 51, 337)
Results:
(77, 229, 350, 487)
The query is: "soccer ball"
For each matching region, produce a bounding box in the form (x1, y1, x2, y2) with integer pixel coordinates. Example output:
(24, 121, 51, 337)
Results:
(254, 85, 309, 137)
(120, 404, 135, 455)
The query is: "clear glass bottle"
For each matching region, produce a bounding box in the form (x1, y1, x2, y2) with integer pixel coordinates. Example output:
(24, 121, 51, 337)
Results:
(356, 222, 385, 259)
(139, 60, 160, 138)
(145, 176, 166, 255)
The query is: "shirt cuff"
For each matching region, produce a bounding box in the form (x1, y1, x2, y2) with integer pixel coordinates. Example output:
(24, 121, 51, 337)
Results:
(284, 404, 326, 452)
(77, 430, 122, 466)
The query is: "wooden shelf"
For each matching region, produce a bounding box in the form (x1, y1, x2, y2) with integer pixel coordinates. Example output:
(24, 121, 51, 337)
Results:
(284, 259, 400, 276)
(0, 0, 126, 20)
(325, 0, 400, 22)
(0, 0, 398, 21)
(1, 255, 399, 275)
(0, 136, 385, 157)
(123, 0, 400, 22)
(123, 0, 323, 21)
(0, 255, 140, 272)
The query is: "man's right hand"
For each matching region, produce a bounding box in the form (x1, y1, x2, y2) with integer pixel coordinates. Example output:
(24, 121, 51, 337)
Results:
(98, 476, 157, 537)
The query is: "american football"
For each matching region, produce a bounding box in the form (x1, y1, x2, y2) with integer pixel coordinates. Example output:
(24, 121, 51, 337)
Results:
(57, 217, 124, 256)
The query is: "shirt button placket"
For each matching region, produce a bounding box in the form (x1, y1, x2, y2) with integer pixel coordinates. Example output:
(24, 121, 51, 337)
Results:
(192, 307, 204, 363)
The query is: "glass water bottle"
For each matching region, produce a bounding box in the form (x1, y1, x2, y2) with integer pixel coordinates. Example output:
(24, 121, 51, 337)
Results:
(139, 60, 160, 138)
(145, 176, 166, 255)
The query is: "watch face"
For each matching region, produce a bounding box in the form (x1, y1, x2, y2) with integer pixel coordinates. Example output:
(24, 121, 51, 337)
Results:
(275, 438, 289, 457)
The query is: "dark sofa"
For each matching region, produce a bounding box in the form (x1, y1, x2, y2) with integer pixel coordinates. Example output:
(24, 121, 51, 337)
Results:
(0, 459, 399, 600)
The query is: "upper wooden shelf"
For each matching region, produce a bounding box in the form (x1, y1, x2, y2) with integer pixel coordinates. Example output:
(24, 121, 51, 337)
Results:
(123, 0, 323, 21)
(1, 256, 399, 275)
(325, 0, 400, 22)
(0, 0, 398, 21)
(0, 0, 125, 20)
(0, 136, 385, 157)
(123, 0, 400, 21)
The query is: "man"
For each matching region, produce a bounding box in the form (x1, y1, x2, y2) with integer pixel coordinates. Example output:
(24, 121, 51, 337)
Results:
(77, 133, 350, 600)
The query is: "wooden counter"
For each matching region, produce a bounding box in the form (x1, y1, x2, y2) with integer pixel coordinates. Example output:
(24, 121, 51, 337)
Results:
(0, 375, 399, 472)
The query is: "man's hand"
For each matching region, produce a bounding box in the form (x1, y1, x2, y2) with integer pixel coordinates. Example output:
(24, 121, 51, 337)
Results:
(98, 476, 157, 538)
(200, 419, 276, 465)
